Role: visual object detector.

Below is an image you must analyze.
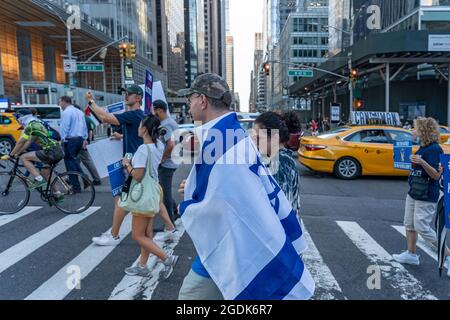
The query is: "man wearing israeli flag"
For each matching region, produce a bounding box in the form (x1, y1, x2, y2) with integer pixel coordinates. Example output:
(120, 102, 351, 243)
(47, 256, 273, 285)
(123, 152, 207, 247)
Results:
(176, 73, 315, 300)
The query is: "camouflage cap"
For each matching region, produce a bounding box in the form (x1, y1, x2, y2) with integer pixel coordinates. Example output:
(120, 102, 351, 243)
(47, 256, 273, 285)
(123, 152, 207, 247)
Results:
(177, 73, 232, 106)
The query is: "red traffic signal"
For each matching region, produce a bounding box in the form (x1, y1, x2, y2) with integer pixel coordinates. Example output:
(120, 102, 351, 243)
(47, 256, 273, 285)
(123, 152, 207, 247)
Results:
(262, 63, 270, 76)
(353, 99, 364, 109)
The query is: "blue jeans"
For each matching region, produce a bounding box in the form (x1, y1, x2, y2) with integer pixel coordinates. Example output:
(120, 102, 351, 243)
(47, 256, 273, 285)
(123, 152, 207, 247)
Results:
(63, 137, 84, 192)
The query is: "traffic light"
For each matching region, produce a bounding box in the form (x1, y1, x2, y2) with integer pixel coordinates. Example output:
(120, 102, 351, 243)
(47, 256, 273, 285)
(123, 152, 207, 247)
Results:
(128, 44, 136, 59)
(119, 42, 128, 59)
(349, 68, 358, 84)
(262, 63, 270, 76)
(353, 99, 364, 109)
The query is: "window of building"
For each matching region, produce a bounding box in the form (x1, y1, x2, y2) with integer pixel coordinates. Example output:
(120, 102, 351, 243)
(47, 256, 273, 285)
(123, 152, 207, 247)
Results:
(17, 30, 32, 81)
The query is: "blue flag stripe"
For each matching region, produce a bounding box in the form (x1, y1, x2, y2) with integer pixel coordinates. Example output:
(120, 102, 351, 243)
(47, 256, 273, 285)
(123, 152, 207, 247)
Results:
(235, 238, 304, 300)
(281, 210, 303, 242)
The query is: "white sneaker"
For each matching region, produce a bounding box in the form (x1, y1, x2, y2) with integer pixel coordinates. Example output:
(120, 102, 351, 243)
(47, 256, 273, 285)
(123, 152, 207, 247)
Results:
(92, 232, 121, 246)
(392, 251, 420, 265)
(161, 254, 179, 279)
(154, 228, 177, 242)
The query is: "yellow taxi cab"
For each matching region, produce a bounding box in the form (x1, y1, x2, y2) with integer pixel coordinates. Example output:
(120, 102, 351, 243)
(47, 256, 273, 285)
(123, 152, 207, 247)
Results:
(0, 112, 22, 155)
(298, 125, 450, 179)
(439, 126, 450, 144)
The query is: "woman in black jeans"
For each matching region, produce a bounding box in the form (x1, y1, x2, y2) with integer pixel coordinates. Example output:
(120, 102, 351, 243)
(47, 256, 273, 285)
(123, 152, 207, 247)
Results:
(393, 117, 450, 276)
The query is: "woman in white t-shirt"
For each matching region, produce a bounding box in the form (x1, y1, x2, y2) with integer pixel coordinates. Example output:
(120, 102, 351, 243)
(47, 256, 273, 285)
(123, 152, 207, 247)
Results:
(122, 115, 178, 278)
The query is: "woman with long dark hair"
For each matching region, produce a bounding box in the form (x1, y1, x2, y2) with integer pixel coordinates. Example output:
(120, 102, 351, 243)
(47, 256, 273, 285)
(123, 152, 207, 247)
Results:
(122, 115, 179, 278)
(252, 111, 302, 228)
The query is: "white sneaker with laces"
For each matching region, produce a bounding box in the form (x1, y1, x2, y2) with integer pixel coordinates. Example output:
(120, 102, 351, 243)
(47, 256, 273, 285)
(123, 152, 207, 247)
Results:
(392, 251, 420, 265)
(154, 228, 177, 242)
(92, 232, 121, 246)
(161, 254, 179, 279)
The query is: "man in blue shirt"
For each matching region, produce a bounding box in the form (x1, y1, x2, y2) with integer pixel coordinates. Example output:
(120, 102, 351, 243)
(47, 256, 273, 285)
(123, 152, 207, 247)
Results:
(59, 96, 88, 193)
(87, 85, 144, 246)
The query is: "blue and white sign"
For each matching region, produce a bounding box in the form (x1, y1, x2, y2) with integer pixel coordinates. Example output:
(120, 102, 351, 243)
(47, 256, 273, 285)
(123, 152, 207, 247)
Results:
(106, 101, 125, 115)
(0, 98, 9, 110)
(107, 160, 125, 198)
(144, 70, 153, 115)
(441, 154, 450, 229)
(394, 141, 412, 170)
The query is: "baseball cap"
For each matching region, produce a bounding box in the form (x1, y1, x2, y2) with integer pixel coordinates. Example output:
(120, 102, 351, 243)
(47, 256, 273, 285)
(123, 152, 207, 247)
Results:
(126, 85, 144, 97)
(177, 73, 232, 106)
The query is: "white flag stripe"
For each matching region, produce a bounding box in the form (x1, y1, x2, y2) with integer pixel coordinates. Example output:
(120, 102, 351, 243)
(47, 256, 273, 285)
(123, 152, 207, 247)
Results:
(392, 225, 438, 262)
(0, 207, 42, 228)
(301, 228, 345, 300)
(109, 220, 185, 300)
(26, 214, 132, 300)
(0, 207, 100, 274)
(336, 221, 438, 300)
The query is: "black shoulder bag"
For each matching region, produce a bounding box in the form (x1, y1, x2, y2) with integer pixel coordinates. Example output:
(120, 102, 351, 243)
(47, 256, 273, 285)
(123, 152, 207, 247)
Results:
(408, 175, 430, 201)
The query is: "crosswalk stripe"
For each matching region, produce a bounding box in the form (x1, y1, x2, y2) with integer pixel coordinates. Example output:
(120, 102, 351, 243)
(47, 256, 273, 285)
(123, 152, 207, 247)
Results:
(336, 221, 438, 300)
(301, 228, 346, 300)
(0, 207, 42, 228)
(392, 225, 438, 262)
(25, 213, 132, 300)
(109, 220, 185, 300)
(0, 207, 100, 274)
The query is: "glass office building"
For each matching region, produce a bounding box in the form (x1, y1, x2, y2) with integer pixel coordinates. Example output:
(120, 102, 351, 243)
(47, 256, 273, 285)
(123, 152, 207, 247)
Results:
(329, 0, 450, 56)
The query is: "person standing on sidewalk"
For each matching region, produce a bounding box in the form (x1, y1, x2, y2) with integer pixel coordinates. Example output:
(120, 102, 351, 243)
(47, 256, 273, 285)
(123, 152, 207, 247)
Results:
(393, 117, 450, 276)
(154, 100, 180, 222)
(59, 96, 88, 193)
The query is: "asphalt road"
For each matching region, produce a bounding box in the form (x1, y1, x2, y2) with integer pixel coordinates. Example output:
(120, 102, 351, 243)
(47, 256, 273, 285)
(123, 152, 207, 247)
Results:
(0, 158, 449, 300)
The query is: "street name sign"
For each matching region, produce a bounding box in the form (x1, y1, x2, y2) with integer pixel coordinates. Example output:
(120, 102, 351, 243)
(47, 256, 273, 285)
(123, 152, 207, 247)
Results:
(288, 69, 313, 77)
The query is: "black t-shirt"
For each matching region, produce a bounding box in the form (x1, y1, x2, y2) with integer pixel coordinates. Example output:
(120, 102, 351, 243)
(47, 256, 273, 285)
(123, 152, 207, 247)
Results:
(115, 110, 144, 156)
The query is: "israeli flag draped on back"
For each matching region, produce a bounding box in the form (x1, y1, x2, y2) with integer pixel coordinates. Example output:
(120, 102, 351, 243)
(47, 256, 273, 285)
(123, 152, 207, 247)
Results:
(180, 113, 315, 300)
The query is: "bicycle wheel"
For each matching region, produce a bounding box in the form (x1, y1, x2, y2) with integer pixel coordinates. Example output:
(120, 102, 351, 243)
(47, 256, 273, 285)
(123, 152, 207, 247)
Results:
(0, 172, 30, 215)
(50, 171, 95, 214)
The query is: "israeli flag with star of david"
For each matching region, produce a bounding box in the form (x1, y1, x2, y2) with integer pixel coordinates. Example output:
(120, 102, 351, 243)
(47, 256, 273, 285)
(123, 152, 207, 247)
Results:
(180, 113, 315, 300)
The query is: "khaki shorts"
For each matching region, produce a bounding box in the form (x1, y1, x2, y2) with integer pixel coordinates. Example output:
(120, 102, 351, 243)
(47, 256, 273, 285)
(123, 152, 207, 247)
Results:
(404, 194, 438, 245)
(178, 269, 224, 300)
(131, 185, 164, 218)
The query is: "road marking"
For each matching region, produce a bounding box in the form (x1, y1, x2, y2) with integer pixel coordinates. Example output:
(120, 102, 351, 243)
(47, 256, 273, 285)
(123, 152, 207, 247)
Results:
(302, 228, 346, 300)
(0, 207, 42, 227)
(392, 225, 437, 262)
(109, 220, 185, 300)
(26, 213, 132, 300)
(336, 221, 438, 300)
(0, 207, 100, 274)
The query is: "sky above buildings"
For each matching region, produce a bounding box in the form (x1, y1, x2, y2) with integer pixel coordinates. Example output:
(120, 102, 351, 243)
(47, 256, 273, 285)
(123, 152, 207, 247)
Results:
(229, 0, 264, 112)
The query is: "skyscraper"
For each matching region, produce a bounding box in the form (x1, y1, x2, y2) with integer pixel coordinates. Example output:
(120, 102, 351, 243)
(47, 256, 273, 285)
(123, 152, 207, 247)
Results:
(225, 35, 234, 93)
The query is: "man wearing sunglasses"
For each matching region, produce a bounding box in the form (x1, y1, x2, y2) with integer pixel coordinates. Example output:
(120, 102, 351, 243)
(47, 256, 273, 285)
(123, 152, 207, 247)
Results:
(87, 85, 145, 246)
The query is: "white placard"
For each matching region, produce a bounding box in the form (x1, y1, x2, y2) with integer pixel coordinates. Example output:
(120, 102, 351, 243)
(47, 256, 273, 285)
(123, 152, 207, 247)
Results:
(428, 35, 450, 52)
(86, 139, 123, 179)
(331, 104, 341, 122)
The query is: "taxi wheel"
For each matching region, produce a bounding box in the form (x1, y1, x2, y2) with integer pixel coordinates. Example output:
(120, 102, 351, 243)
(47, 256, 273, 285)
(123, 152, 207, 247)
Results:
(335, 157, 361, 180)
(0, 138, 14, 155)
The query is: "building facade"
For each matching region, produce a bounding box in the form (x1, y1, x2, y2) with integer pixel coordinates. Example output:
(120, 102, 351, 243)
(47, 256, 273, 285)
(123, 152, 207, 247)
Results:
(290, 0, 450, 124)
(272, 1, 329, 110)
(225, 35, 234, 93)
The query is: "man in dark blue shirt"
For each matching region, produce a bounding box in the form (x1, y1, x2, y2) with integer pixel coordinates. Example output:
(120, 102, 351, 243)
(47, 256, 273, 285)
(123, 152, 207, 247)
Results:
(87, 85, 144, 246)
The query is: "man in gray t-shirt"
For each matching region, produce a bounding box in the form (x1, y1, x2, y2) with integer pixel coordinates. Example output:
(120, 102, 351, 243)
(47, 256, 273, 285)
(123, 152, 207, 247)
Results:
(154, 100, 179, 222)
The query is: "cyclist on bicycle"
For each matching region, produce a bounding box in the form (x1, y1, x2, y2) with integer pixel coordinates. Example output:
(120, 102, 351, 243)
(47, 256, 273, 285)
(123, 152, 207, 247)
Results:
(0, 109, 64, 189)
